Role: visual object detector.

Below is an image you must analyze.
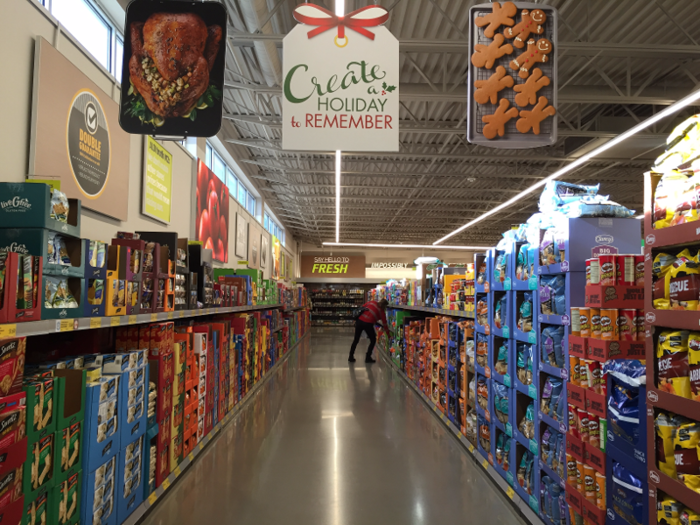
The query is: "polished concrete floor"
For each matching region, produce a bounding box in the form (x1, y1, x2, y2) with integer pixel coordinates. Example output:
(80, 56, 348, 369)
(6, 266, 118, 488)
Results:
(141, 329, 527, 525)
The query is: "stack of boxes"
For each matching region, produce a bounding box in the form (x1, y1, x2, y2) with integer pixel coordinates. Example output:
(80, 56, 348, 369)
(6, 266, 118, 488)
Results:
(566, 254, 646, 525)
(0, 183, 84, 322)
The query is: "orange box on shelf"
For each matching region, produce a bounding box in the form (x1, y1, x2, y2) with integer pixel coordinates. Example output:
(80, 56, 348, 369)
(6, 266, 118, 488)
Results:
(585, 285, 643, 309)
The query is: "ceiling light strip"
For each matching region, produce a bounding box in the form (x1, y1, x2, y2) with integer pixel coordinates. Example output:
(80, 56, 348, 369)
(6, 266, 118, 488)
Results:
(433, 86, 700, 245)
(335, 150, 341, 243)
(323, 242, 492, 250)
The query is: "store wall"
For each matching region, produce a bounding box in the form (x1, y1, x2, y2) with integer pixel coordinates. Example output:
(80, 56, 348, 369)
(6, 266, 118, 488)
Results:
(300, 243, 479, 280)
(0, 0, 297, 281)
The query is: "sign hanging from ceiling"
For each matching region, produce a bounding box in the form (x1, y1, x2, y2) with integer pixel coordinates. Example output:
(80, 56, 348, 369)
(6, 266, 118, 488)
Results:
(119, 0, 227, 138)
(300, 255, 366, 278)
(282, 5, 399, 152)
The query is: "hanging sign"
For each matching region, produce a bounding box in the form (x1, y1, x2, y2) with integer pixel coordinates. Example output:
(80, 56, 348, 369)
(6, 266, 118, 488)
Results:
(142, 137, 172, 224)
(119, 1, 227, 138)
(282, 5, 399, 152)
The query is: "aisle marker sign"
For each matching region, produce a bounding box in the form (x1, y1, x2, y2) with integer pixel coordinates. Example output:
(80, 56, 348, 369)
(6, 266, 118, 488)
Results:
(282, 4, 399, 151)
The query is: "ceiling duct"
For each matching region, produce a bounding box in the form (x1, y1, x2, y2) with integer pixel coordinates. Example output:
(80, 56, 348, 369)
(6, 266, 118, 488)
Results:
(237, 0, 282, 87)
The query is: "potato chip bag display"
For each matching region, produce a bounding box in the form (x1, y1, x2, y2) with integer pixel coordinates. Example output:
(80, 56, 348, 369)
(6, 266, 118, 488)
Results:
(519, 401, 535, 439)
(477, 378, 488, 410)
(516, 343, 533, 385)
(669, 250, 700, 310)
(690, 333, 700, 401)
(495, 342, 508, 377)
(681, 508, 700, 525)
(672, 171, 700, 225)
(656, 412, 678, 478)
(654, 170, 692, 229)
(654, 115, 700, 172)
(657, 330, 692, 398)
(673, 420, 700, 482)
(518, 293, 533, 332)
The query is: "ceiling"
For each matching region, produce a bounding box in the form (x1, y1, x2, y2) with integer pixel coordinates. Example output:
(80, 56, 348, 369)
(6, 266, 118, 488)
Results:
(217, 0, 700, 246)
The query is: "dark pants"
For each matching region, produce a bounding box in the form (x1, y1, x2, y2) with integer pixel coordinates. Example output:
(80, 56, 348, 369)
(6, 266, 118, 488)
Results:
(349, 320, 376, 359)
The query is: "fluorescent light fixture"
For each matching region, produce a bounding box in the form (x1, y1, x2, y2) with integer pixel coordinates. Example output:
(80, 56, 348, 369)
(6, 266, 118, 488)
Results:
(433, 86, 700, 245)
(323, 242, 491, 250)
(335, 150, 341, 243)
(335, 0, 344, 16)
(414, 256, 440, 265)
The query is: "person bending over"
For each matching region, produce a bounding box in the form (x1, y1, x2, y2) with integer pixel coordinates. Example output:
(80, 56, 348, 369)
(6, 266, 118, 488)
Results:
(349, 299, 388, 364)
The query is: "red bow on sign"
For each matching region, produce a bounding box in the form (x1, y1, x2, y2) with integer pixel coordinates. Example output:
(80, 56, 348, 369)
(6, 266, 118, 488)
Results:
(293, 4, 389, 40)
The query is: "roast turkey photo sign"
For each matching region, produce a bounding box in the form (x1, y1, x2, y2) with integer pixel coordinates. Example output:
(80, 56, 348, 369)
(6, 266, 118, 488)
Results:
(119, 0, 227, 137)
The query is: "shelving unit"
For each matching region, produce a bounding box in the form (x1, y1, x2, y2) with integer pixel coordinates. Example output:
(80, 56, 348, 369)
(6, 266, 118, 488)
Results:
(309, 284, 369, 327)
(644, 171, 700, 521)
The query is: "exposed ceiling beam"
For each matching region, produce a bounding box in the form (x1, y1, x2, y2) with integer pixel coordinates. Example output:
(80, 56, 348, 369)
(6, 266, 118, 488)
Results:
(227, 33, 700, 58)
(224, 81, 691, 106)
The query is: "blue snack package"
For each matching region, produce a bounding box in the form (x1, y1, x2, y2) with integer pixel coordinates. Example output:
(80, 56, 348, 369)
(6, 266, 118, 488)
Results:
(549, 378, 563, 419)
(608, 381, 640, 445)
(612, 461, 645, 525)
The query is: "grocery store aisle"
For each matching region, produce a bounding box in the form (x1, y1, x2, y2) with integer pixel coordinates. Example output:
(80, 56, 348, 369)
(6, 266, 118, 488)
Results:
(140, 329, 526, 525)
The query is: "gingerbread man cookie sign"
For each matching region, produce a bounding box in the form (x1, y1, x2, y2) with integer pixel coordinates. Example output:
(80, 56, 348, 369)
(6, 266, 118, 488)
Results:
(472, 34, 514, 70)
(504, 9, 546, 48)
(474, 2, 517, 39)
(516, 96, 556, 135)
(513, 68, 550, 107)
(482, 99, 519, 140)
(474, 66, 515, 105)
(510, 38, 553, 79)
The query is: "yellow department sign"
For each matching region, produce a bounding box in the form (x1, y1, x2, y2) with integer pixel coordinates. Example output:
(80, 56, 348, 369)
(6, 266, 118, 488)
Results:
(142, 137, 172, 224)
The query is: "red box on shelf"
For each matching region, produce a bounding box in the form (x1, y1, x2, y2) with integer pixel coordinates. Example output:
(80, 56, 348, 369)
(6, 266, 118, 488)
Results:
(587, 338, 644, 362)
(0, 253, 42, 324)
(567, 383, 587, 410)
(565, 483, 583, 514)
(582, 496, 606, 525)
(584, 443, 605, 473)
(0, 495, 22, 525)
(585, 390, 607, 419)
(567, 433, 584, 463)
(568, 335, 587, 358)
(585, 285, 643, 309)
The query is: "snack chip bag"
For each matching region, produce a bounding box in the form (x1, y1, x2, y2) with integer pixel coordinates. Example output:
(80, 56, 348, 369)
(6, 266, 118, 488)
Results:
(655, 412, 678, 478)
(657, 330, 691, 398)
(654, 170, 692, 229)
(690, 333, 700, 401)
(658, 495, 683, 525)
(50, 189, 69, 223)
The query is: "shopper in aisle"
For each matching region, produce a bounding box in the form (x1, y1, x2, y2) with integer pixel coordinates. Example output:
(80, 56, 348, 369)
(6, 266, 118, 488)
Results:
(348, 298, 389, 363)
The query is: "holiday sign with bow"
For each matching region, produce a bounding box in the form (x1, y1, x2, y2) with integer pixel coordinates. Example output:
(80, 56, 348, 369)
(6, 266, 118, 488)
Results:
(282, 4, 399, 152)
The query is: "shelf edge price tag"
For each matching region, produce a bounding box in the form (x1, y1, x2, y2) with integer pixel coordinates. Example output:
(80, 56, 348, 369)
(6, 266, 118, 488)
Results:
(147, 493, 157, 505)
(167, 312, 174, 320)
(57, 320, 75, 332)
(89, 318, 102, 329)
(481, 458, 489, 469)
(150, 313, 158, 322)
(128, 315, 137, 325)
(162, 478, 171, 490)
(110, 316, 120, 327)
(0, 325, 17, 338)
(188, 453, 194, 462)
(173, 466, 181, 477)
(506, 487, 515, 500)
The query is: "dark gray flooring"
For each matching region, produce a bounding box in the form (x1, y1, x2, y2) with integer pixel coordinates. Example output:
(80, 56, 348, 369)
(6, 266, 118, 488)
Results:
(140, 328, 526, 525)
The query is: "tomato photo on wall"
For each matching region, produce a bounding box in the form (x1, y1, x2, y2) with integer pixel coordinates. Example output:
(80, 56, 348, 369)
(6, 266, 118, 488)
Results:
(195, 160, 229, 262)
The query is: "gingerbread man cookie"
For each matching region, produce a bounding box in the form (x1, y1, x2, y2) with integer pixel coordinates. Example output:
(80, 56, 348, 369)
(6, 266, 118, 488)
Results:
(510, 38, 553, 79)
(504, 9, 547, 48)
(516, 96, 556, 134)
(474, 66, 515, 105)
(475, 2, 517, 39)
(513, 68, 550, 107)
(482, 99, 519, 139)
(472, 34, 514, 70)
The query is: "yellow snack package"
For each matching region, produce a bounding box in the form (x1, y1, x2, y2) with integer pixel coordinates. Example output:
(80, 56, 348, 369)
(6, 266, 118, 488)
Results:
(654, 170, 692, 229)
(657, 331, 692, 398)
(690, 333, 700, 402)
(656, 412, 678, 478)
(681, 508, 700, 525)
(658, 495, 682, 525)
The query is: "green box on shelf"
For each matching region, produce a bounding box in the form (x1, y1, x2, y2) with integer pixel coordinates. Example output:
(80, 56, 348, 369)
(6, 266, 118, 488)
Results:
(23, 432, 56, 502)
(53, 422, 82, 485)
(0, 183, 80, 237)
(54, 369, 86, 431)
(21, 484, 53, 525)
(24, 377, 57, 445)
(49, 469, 80, 525)
(0, 228, 86, 278)
(41, 277, 84, 320)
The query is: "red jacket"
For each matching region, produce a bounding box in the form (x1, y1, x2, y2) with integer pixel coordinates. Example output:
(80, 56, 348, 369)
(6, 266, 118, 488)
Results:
(359, 301, 388, 327)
